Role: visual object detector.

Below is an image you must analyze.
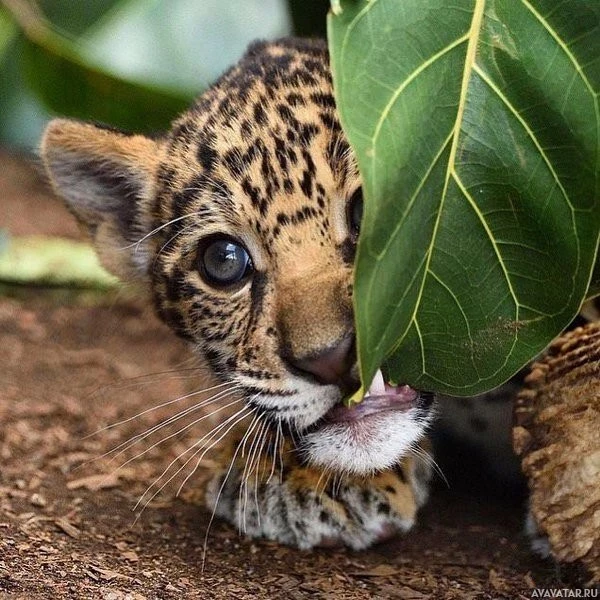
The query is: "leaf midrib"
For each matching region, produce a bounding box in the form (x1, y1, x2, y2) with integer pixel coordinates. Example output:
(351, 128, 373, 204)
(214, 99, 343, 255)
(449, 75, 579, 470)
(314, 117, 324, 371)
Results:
(404, 0, 486, 342)
(359, 0, 488, 381)
(370, 34, 469, 148)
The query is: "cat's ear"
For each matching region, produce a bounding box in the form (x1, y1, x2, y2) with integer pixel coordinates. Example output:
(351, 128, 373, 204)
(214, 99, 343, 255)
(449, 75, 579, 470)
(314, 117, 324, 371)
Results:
(41, 118, 165, 280)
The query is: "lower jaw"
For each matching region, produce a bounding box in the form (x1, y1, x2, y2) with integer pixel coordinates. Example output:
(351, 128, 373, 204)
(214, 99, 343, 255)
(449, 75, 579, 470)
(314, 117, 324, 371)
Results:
(308, 406, 420, 440)
(299, 408, 432, 475)
(304, 388, 434, 433)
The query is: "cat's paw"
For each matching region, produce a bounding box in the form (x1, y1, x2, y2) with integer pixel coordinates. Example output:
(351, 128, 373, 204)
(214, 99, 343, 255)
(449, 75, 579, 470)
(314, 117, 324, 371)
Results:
(205, 448, 432, 550)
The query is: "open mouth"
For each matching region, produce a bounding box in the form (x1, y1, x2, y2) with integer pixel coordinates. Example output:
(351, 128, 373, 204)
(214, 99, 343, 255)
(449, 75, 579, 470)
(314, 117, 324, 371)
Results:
(322, 369, 431, 424)
(299, 369, 434, 474)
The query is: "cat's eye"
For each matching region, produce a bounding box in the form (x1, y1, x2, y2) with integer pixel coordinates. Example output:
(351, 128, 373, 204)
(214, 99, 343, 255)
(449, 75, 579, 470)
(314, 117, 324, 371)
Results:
(348, 188, 363, 238)
(198, 236, 253, 287)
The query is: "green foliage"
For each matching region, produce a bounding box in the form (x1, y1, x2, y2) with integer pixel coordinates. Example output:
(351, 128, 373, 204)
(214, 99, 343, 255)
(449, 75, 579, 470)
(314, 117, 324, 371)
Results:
(37, 0, 121, 35)
(329, 0, 600, 397)
(0, 6, 15, 54)
(0, 6, 49, 147)
(0, 0, 292, 146)
(0, 235, 118, 288)
(20, 31, 191, 132)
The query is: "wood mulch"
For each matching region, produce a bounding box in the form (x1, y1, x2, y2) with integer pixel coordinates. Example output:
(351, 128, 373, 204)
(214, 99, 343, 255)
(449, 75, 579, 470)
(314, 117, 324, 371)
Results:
(0, 151, 572, 598)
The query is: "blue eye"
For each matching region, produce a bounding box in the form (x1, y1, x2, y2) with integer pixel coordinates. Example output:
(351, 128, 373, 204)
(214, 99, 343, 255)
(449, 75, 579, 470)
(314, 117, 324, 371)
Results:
(199, 236, 253, 287)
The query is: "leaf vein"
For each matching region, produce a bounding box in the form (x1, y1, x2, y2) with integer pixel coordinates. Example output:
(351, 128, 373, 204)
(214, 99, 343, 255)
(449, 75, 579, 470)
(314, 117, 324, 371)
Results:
(473, 62, 580, 307)
(428, 268, 475, 355)
(405, 0, 486, 339)
(413, 318, 425, 375)
(452, 172, 520, 318)
(374, 129, 454, 260)
(518, 0, 599, 199)
(518, 0, 597, 99)
(371, 34, 469, 147)
(473, 64, 574, 212)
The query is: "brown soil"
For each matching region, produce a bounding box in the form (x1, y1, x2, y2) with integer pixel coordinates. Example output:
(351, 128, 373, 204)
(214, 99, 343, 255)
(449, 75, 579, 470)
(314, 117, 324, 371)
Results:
(0, 151, 571, 599)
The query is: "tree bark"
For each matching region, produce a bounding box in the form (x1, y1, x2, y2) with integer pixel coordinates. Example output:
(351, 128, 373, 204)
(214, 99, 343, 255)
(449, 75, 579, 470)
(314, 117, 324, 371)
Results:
(514, 321, 600, 584)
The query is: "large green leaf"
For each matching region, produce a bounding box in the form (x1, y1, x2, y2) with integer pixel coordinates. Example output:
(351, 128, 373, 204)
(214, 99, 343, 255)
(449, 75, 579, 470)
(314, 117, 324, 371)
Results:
(329, 0, 600, 397)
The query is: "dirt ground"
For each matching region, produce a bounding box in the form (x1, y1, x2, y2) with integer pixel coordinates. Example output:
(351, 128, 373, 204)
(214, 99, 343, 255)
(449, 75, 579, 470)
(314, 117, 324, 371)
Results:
(0, 151, 577, 599)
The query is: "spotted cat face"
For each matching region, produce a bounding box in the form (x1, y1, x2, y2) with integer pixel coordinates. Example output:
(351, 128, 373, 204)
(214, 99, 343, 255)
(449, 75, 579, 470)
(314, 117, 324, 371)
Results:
(41, 38, 433, 475)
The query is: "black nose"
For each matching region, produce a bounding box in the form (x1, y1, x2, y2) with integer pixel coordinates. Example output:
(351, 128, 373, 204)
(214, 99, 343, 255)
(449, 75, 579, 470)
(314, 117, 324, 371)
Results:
(289, 335, 355, 386)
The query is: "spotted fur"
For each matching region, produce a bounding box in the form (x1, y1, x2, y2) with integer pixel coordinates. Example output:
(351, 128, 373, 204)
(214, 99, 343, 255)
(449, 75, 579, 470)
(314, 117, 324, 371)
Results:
(206, 436, 431, 550)
(41, 38, 435, 549)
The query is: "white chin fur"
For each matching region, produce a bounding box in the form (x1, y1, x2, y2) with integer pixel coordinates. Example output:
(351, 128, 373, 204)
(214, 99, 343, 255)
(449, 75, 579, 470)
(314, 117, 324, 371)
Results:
(300, 408, 431, 476)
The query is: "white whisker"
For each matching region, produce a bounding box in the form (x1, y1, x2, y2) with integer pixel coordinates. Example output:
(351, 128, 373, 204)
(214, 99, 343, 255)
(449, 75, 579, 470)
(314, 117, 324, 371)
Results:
(241, 418, 265, 487)
(134, 404, 252, 513)
(185, 180, 232, 199)
(236, 413, 262, 532)
(85, 381, 235, 438)
(241, 418, 267, 533)
(95, 386, 241, 464)
(201, 408, 256, 572)
(86, 359, 204, 398)
(252, 422, 271, 528)
(332, 473, 342, 497)
(120, 213, 200, 251)
(410, 445, 448, 488)
(132, 407, 246, 511)
(315, 466, 332, 497)
(266, 418, 280, 484)
(176, 407, 251, 496)
(152, 221, 198, 267)
(276, 419, 284, 483)
(108, 394, 243, 472)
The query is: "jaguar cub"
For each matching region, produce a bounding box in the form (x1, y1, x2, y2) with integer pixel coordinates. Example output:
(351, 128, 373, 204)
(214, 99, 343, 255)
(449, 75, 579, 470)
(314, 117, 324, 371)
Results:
(41, 38, 435, 549)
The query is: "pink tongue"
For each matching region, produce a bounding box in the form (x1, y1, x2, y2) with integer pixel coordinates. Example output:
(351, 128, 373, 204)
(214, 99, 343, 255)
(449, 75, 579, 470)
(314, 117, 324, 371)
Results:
(326, 371, 418, 423)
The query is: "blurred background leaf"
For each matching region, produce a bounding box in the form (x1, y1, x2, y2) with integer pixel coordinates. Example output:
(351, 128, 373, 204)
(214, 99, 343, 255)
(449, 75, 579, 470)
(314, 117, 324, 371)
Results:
(0, 235, 119, 288)
(79, 0, 292, 92)
(37, 0, 123, 34)
(0, 4, 49, 147)
(0, 0, 327, 150)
